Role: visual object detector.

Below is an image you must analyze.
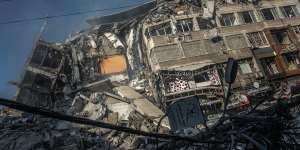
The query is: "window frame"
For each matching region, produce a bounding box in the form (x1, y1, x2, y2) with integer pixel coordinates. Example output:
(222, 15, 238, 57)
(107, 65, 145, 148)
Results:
(260, 57, 280, 75)
(220, 13, 236, 26)
(280, 5, 299, 18)
(283, 52, 300, 70)
(197, 18, 213, 30)
(238, 59, 253, 75)
(261, 7, 278, 20)
(239, 10, 256, 24)
(246, 31, 269, 48)
(176, 19, 194, 33)
(147, 22, 173, 37)
(271, 30, 291, 45)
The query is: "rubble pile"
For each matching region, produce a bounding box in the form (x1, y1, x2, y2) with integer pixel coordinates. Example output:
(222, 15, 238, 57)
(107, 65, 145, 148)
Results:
(158, 102, 300, 149)
(0, 109, 116, 150)
(0, 96, 165, 150)
(2, 0, 300, 149)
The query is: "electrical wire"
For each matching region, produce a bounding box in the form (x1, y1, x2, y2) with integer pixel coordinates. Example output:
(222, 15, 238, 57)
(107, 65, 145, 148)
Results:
(0, 0, 12, 4)
(0, 0, 153, 25)
(1, 96, 300, 149)
(0, 97, 219, 144)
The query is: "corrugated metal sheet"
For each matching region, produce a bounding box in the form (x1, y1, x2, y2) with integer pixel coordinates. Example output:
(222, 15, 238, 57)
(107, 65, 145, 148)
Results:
(167, 97, 205, 130)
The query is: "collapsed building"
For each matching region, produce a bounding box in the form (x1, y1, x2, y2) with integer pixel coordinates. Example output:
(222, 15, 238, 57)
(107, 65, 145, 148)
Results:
(4, 0, 300, 149)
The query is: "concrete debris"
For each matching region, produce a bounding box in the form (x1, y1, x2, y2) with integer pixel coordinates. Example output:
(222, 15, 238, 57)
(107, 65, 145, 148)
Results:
(114, 86, 170, 128)
(107, 102, 133, 121)
(4, 0, 300, 149)
(0, 110, 117, 150)
(129, 78, 146, 91)
(103, 33, 124, 49)
(203, 0, 215, 19)
(70, 93, 107, 120)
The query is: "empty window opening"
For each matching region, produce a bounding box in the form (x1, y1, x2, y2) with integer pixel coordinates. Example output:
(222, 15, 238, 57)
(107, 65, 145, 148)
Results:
(201, 102, 222, 116)
(280, 5, 299, 18)
(194, 72, 209, 83)
(239, 11, 256, 24)
(260, 57, 279, 75)
(30, 44, 62, 69)
(30, 45, 48, 66)
(197, 18, 213, 30)
(271, 30, 291, 45)
(22, 71, 36, 85)
(247, 31, 268, 48)
(220, 13, 236, 26)
(147, 22, 172, 37)
(42, 50, 62, 69)
(193, 68, 221, 87)
(33, 74, 52, 90)
(283, 52, 300, 70)
(176, 19, 193, 33)
(261, 8, 278, 20)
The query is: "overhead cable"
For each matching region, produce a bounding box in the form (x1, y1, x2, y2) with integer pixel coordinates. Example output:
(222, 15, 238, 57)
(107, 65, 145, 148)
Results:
(0, 97, 219, 144)
(0, 1, 150, 25)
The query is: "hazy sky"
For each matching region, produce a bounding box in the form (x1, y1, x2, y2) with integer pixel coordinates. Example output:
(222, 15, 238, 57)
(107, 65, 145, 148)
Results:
(0, 0, 150, 98)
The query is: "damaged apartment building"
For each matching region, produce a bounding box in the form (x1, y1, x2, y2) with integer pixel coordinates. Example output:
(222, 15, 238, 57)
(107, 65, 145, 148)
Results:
(138, 0, 300, 119)
(11, 0, 300, 140)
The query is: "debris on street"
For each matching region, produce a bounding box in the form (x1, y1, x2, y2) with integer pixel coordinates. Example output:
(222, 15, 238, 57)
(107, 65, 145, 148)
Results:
(2, 0, 300, 149)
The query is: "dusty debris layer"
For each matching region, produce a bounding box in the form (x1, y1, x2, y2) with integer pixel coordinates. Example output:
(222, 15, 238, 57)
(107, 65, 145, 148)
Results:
(0, 109, 121, 150)
(5, 0, 300, 149)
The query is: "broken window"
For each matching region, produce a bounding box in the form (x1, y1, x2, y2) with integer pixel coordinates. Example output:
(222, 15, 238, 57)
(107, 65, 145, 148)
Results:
(261, 8, 278, 20)
(283, 52, 300, 70)
(32, 74, 52, 90)
(238, 60, 253, 74)
(293, 25, 300, 39)
(42, 50, 62, 69)
(176, 19, 193, 33)
(30, 44, 62, 69)
(194, 72, 209, 83)
(193, 67, 221, 87)
(280, 5, 299, 18)
(147, 22, 172, 37)
(247, 31, 268, 47)
(220, 13, 236, 26)
(239, 11, 256, 24)
(271, 30, 291, 45)
(22, 71, 36, 86)
(260, 57, 280, 75)
(197, 18, 213, 30)
(30, 45, 48, 66)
